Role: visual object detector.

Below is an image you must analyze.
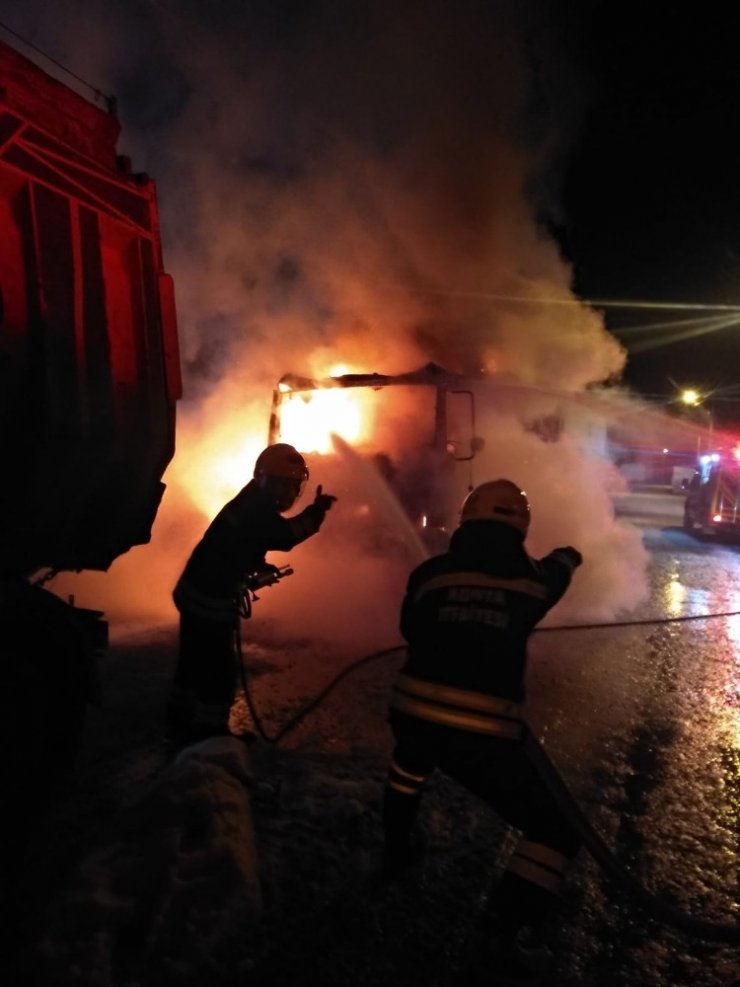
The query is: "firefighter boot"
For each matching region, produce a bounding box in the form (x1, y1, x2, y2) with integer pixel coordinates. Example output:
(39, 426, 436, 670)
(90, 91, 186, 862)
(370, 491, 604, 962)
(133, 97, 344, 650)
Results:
(164, 699, 255, 761)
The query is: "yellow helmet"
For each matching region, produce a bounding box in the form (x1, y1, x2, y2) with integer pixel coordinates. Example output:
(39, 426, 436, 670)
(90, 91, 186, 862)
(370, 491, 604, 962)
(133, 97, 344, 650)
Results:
(460, 479, 530, 533)
(253, 443, 309, 482)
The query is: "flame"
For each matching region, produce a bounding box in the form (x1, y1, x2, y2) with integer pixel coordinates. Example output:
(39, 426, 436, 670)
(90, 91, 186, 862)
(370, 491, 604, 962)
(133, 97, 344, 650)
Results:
(170, 410, 265, 520)
(172, 359, 378, 519)
(278, 362, 376, 454)
(279, 388, 368, 453)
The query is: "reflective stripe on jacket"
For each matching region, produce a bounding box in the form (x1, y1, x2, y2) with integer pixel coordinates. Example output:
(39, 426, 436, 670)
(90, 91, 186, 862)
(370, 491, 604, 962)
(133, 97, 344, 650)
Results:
(396, 520, 581, 708)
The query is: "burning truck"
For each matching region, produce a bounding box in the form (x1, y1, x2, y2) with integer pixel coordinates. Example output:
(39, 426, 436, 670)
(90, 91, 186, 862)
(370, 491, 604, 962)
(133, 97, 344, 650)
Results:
(267, 362, 609, 557)
(269, 363, 482, 554)
(0, 40, 180, 803)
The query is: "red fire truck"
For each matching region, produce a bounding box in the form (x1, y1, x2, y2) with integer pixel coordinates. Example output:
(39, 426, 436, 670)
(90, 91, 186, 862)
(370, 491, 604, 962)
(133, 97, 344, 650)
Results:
(682, 449, 740, 540)
(0, 38, 180, 801)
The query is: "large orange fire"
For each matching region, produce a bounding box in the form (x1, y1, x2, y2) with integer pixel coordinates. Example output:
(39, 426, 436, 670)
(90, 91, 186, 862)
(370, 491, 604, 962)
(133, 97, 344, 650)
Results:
(174, 361, 383, 521)
(276, 364, 372, 454)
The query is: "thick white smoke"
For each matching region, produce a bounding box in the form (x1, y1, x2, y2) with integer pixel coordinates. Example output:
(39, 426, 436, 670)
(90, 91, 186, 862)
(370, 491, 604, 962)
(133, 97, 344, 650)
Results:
(9, 0, 655, 646)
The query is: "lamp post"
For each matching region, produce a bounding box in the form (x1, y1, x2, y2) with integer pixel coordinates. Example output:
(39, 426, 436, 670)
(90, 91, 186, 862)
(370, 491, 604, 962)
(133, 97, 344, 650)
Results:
(679, 388, 713, 456)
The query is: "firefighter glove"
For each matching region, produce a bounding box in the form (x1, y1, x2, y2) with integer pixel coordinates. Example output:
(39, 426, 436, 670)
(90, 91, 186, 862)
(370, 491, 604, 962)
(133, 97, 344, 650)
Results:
(306, 484, 337, 525)
(555, 546, 583, 568)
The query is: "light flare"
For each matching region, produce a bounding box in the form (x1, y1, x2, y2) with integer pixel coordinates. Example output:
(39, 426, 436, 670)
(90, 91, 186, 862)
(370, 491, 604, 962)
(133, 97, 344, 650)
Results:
(664, 571, 687, 617)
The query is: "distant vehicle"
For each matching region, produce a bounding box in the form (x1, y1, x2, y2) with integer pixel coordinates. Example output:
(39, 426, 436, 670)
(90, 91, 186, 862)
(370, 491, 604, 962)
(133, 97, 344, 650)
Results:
(682, 451, 740, 540)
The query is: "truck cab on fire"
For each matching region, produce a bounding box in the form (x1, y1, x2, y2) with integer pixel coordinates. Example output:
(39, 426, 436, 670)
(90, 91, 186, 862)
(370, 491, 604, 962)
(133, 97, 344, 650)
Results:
(268, 363, 485, 554)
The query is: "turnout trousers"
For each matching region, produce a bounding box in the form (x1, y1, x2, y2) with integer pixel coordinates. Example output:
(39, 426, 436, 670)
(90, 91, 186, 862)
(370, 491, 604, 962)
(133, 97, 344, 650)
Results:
(165, 610, 240, 742)
(383, 712, 581, 929)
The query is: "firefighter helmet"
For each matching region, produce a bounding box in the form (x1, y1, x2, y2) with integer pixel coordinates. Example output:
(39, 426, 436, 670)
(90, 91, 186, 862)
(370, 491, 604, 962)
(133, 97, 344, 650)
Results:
(254, 443, 309, 512)
(460, 479, 530, 533)
(253, 443, 309, 482)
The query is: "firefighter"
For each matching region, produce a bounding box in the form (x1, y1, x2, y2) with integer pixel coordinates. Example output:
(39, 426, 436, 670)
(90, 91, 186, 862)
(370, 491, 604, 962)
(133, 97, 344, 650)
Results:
(164, 443, 336, 754)
(381, 479, 582, 970)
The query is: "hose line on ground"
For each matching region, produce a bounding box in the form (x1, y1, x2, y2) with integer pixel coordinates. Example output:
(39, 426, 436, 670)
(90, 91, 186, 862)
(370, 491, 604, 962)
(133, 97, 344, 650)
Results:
(236, 610, 740, 943)
(238, 606, 740, 743)
(522, 728, 739, 945)
(236, 633, 405, 745)
(536, 607, 740, 632)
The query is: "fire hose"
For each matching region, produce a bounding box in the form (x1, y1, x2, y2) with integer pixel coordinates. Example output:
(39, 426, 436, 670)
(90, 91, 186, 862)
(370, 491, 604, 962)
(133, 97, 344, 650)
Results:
(520, 726, 740, 945)
(235, 569, 740, 944)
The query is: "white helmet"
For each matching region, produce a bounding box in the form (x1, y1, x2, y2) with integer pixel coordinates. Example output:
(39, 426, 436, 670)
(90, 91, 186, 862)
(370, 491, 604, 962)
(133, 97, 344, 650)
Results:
(460, 479, 530, 534)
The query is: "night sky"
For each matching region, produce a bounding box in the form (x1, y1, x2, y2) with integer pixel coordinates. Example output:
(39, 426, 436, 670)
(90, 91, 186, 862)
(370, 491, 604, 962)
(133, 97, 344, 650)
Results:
(560, 5, 740, 422)
(2, 1, 740, 425)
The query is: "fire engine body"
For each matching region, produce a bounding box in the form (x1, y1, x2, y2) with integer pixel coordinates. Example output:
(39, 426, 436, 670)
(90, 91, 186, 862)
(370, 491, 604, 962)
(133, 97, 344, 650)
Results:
(683, 451, 740, 540)
(0, 41, 180, 793)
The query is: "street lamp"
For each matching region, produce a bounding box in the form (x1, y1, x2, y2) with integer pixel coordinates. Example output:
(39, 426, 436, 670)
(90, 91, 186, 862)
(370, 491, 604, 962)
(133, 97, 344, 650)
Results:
(678, 388, 713, 455)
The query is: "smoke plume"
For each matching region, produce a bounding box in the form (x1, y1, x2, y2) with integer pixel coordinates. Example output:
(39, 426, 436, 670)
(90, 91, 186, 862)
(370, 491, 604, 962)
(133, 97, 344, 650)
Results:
(8, 0, 654, 648)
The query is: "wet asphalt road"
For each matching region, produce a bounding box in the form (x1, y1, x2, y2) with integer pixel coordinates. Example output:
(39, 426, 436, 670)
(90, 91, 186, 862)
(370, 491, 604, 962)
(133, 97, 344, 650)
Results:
(518, 490, 740, 986)
(12, 488, 740, 987)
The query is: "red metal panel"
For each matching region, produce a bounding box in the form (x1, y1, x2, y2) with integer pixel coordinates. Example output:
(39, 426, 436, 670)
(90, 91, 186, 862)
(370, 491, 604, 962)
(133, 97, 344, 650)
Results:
(158, 273, 182, 402)
(0, 41, 119, 167)
(0, 39, 179, 575)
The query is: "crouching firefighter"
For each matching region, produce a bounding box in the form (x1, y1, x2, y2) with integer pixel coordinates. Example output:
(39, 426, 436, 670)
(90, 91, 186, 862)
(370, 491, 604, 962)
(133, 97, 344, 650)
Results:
(164, 443, 337, 755)
(381, 479, 583, 962)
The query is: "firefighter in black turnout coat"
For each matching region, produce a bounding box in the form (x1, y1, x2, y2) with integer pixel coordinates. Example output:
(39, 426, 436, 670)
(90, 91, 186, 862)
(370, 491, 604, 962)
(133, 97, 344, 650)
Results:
(382, 479, 582, 953)
(165, 443, 336, 753)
